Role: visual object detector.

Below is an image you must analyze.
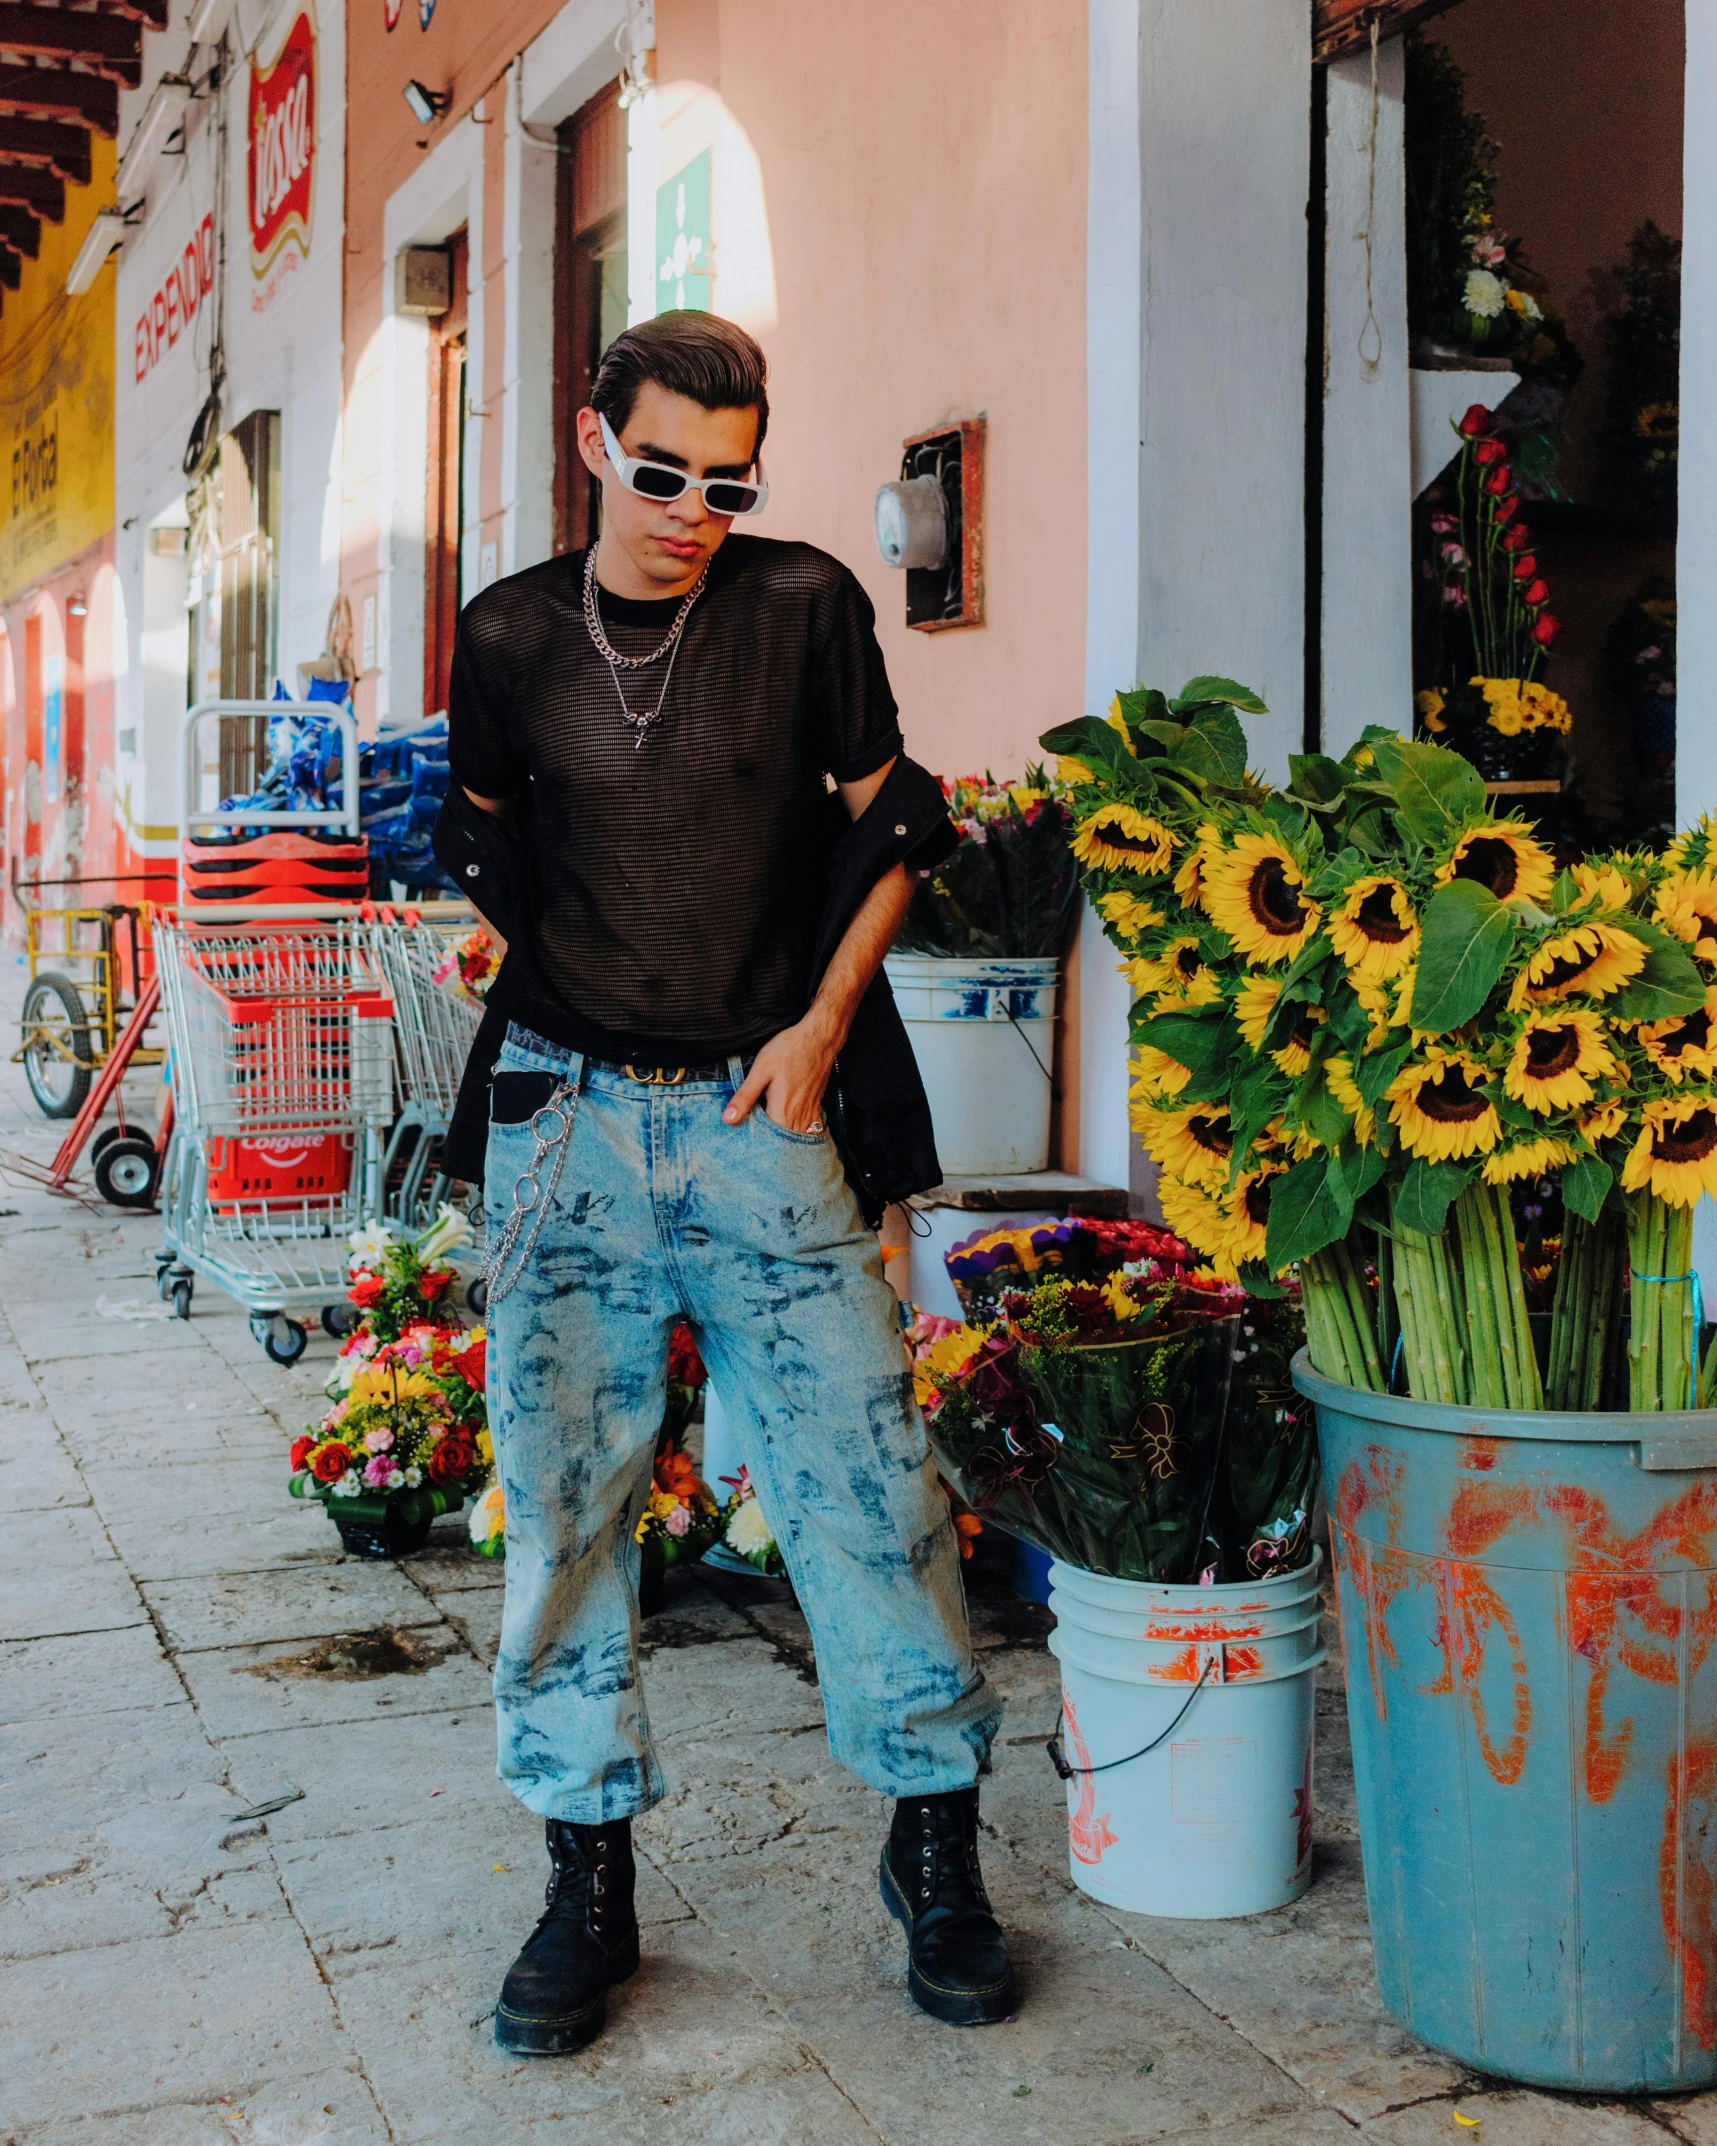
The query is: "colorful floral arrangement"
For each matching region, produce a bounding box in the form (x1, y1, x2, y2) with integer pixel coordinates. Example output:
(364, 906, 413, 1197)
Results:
(1042, 680, 1717, 1416)
(637, 1324, 721, 1575)
(433, 924, 499, 1004)
(894, 766, 1079, 961)
(291, 1208, 491, 1543)
(1405, 37, 1545, 360)
(1415, 404, 1567, 780)
(716, 1465, 788, 1577)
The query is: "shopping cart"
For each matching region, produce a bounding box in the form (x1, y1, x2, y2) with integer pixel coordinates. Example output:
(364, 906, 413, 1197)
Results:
(152, 917, 396, 1363)
(367, 909, 484, 1233)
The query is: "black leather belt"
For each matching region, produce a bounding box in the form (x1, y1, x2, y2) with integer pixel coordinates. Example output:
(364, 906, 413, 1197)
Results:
(592, 1058, 753, 1086)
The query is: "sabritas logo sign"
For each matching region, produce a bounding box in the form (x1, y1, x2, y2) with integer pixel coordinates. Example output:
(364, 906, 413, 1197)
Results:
(248, 4, 316, 277)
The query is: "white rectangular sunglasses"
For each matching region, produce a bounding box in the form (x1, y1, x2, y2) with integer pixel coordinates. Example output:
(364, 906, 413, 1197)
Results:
(599, 412, 769, 517)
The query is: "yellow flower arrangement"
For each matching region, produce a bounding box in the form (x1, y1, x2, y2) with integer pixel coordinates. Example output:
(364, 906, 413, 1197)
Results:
(1202, 832, 1321, 965)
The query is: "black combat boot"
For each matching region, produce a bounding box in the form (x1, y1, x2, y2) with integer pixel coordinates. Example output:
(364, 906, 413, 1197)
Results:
(880, 1786, 1017, 2026)
(494, 1817, 639, 2055)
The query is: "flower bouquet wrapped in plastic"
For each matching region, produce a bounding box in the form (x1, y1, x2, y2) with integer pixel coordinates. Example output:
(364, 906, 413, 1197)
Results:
(919, 1273, 1239, 1584)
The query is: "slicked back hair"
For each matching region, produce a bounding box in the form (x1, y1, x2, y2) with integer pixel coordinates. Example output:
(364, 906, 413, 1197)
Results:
(590, 311, 769, 457)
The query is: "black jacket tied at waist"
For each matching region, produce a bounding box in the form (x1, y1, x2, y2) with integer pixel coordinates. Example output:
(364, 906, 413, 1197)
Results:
(432, 756, 957, 1227)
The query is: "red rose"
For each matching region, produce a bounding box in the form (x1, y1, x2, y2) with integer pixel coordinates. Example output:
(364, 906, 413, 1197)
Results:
(1511, 554, 1538, 580)
(1493, 497, 1519, 525)
(311, 1441, 354, 1484)
(1531, 614, 1562, 645)
(1501, 525, 1528, 551)
(1483, 467, 1512, 495)
(667, 1321, 705, 1390)
(428, 1432, 477, 1484)
(349, 1272, 384, 1308)
(1524, 578, 1551, 607)
(419, 1268, 453, 1301)
(459, 1336, 487, 1391)
(289, 1435, 315, 1473)
(1459, 405, 1493, 437)
(1473, 439, 1506, 465)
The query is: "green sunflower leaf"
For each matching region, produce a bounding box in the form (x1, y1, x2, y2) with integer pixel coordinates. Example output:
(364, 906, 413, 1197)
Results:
(1133, 1006, 1231, 1079)
(1265, 1157, 1351, 1269)
(1330, 1137, 1386, 1207)
(1561, 1153, 1614, 1225)
(1355, 1039, 1411, 1110)
(1303, 1058, 1354, 1153)
(1237, 1266, 1292, 1299)
(1230, 1054, 1287, 1160)
(1393, 1158, 1473, 1237)
(1603, 916, 1706, 1022)
(1170, 675, 1269, 717)
(1288, 754, 1351, 805)
(1172, 707, 1250, 787)
(1366, 736, 1488, 845)
(1325, 978, 1372, 1055)
(1038, 716, 1137, 779)
(1409, 880, 1516, 1032)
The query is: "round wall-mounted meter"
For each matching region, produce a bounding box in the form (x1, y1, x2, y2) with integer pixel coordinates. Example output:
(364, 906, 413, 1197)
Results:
(874, 474, 948, 571)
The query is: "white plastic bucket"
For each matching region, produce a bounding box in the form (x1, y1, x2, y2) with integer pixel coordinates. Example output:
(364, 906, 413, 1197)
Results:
(884, 955, 1058, 1176)
(1046, 1553, 1325, 1918)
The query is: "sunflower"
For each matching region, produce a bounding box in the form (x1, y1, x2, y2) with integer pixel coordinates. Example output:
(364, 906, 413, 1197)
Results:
(1097, 889, 1166, 940)
(1579, 1099, 1629, 1144)
(1325, 1053, 1376, 1146)
(1124, 938, 1221, 1008)
(1570, 860, 1634, 913)
(1503, 1010, 1616, 1113)
(1234, 974, 1283, 1053)
(1271, 1004, 1325, 1077)
(1386, 1051, 1501, 1161)
(1202, 833, 1321, 965)
(1481, 1135, 1576, 1186)
(1155, 1172, 1233, 1268)
(1621, 1095, 1717, 1207)
(1328, 875, 1419, 981)
(1056, 755, 1094, 787)
(1352, 975, 1403, 1049)
(1172, 822, 1222, 912)
(1637, 988, 1717, 1083)
(1435, 821, 1556, 909)
(1509, 922, 1649, 1008)
(1138, 1103, 1234, 1188)
(1654, 868, 1717, 964)
(1416, 687, 1447, 734)
(1222, 1166, 1282, 1269)
(1129, 1045, 1192, 1104)
(1071, 803, 1176, 875)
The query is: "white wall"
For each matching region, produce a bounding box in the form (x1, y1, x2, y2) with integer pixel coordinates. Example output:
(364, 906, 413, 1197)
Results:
(1321, 39, 1412, 757)
(112, 0, 345, 847)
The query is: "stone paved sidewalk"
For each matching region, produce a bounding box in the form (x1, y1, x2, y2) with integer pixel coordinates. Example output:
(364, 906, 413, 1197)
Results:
(3, 985, 1716, 2144)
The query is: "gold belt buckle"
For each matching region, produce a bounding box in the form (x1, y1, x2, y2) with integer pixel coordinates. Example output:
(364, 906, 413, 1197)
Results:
(626, 1063, 687, 1085)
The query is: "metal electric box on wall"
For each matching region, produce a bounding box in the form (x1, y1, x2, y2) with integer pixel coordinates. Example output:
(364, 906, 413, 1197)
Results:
(873, 417, 985, 632)
(396, 247, 452, 317)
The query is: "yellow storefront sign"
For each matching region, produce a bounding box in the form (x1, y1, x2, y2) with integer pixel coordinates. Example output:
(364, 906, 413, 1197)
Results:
(0, 137, 116, 601)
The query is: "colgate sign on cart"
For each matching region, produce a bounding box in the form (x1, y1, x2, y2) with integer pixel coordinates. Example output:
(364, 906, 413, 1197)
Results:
(248, 5, 316, 277)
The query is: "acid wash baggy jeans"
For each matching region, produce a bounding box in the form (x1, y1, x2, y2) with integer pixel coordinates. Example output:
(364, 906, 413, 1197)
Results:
(483, 1023, 1000, 1822)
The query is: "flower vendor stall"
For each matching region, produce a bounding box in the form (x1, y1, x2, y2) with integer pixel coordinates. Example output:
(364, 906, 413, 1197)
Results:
(1044, 675, 1717, 2089)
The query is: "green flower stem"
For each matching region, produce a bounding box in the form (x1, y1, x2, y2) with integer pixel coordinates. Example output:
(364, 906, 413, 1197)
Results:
(1453, 1192, 1507, 1408)
(1628, 1194, 1696, 1414)
(1548, 1208, 1625, 1413)
(1302, 1238, 1384, 1392)
(1479, 1182, 1543, 1411)
(1328, 1237, 1386, 1391)
(1393, 1222, 1467, 1405)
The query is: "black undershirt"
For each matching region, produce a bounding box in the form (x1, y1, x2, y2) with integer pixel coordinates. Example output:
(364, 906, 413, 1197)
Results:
(446, 535, 903, 1065)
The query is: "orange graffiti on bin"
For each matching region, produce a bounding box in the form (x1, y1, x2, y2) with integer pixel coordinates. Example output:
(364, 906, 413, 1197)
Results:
(1661, 1733, 1717, 2050)
(1060, 1693, 1120, 1864)
(1334, 1454, 1717, 1806)
(1149, 1642, 1265, 1683)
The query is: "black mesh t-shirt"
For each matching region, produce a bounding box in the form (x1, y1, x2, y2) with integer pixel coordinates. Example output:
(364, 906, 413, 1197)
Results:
(447, 535, 903, 1065)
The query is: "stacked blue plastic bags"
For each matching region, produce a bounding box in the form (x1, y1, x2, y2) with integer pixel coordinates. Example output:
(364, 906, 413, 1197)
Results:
(215, 682, 455, 897)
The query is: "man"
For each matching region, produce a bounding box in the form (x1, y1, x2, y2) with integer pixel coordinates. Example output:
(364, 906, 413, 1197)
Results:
(446, 310, 1015, 2057)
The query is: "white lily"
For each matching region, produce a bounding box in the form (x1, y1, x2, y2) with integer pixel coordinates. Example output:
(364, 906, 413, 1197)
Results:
(416, 1202, 475, 1263)
(347, 1222, 395, 1273)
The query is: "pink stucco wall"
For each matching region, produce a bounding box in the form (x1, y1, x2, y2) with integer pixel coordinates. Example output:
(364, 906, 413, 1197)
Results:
(658, 0, 1089, 787)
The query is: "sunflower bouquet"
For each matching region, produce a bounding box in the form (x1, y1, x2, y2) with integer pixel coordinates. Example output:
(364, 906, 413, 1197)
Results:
(1041, 684, 1716, 1417)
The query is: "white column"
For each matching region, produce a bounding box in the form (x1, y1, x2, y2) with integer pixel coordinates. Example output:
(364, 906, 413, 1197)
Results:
(1321, 38, 1412, 758)
(504, 65, 560, 576)
(1081, 0, 1143, 1191)
(1680, 5, 1717, 1301)
(1081, 0, 1311, 1191)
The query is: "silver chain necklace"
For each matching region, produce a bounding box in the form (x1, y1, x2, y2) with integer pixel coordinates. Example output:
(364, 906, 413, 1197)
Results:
(582, 549, 706, 750)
